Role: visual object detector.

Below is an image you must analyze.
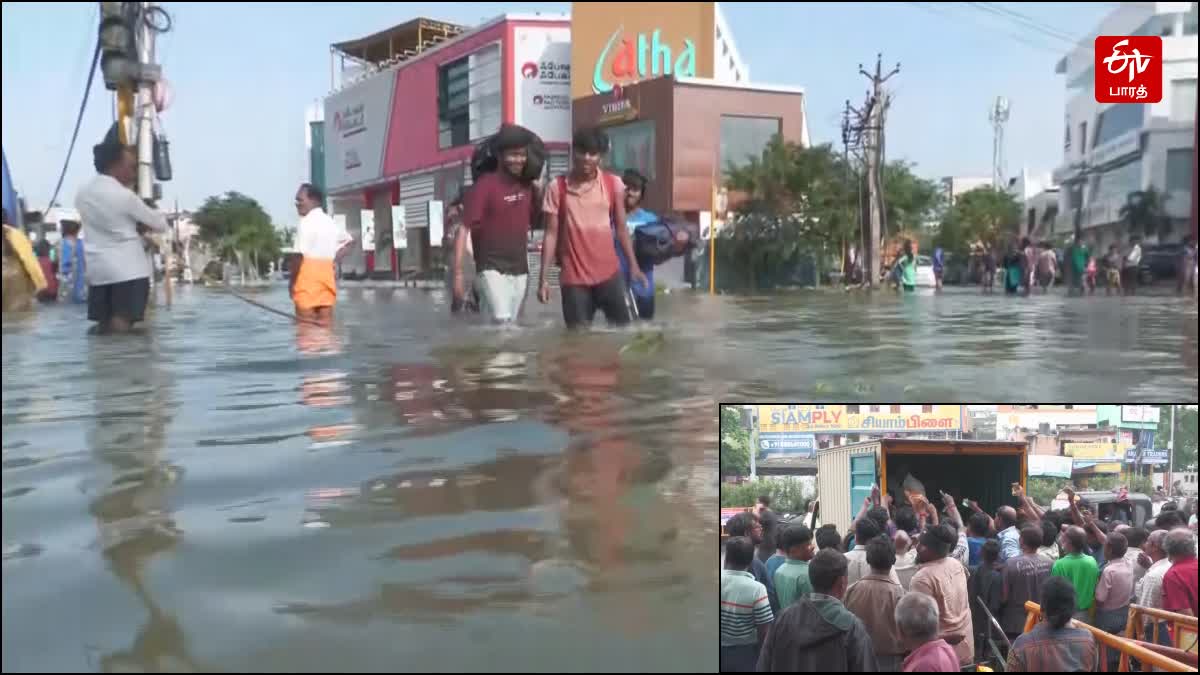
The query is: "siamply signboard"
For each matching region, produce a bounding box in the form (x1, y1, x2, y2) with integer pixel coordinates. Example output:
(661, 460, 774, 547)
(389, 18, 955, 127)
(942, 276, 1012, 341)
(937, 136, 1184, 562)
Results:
(513, 26, 571, 145)
(757, 405, 962, 434)
(759, 432, 816, 456)
(323, 72, 397, 192)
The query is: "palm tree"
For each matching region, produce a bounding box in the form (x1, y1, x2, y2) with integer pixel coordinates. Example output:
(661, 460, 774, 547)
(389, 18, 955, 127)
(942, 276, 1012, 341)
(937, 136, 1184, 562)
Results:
(1119, 187, 1171, 240)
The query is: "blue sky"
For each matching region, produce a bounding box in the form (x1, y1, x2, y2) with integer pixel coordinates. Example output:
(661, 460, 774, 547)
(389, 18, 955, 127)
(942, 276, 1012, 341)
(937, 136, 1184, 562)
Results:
(2, 1, 1115, 224)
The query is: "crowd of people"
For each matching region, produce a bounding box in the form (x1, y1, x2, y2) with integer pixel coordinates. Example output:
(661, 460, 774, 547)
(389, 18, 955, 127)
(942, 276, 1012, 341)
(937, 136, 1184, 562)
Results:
(976, 234, 1199, 298)
(721, 488, 1199, 672)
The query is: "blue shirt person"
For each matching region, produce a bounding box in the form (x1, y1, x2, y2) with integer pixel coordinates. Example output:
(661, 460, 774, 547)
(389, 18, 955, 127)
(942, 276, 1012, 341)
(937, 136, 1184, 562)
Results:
(614, 169, 657, 319)
(57, 221, 87, 303)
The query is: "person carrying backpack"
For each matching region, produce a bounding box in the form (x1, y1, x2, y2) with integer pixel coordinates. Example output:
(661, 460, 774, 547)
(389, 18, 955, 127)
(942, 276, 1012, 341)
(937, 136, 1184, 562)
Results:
(456, 125, 544, 324)
(538, 127, 645, 329)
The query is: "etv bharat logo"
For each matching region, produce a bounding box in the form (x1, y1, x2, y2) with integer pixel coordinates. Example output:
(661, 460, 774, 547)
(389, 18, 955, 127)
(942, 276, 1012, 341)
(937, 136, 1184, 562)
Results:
(1094, 36, 1162, 103)
(521, 62, 539, 79)
(592, 27, 696, 94)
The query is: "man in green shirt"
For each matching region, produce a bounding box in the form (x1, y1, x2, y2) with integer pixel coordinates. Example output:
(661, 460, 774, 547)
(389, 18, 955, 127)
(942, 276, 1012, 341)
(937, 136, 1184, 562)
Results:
(773, 524, 815, 608)
(1051, 526, 1100, 624)
(897, 240, 917, 292)
(1068, 235, 1089, 296)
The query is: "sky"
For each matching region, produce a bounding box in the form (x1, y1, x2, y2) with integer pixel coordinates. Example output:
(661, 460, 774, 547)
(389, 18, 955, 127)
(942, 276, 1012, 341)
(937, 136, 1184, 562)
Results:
(1, 1, 1117, 225)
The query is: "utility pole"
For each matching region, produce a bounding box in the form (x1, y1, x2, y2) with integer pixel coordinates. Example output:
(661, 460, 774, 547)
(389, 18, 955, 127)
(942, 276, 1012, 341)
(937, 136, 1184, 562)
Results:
(1167, 404, 1175, 493)
(989, 96, 1011, 191)
(853, 54, 899, 289)
(134, 2, 172, 307)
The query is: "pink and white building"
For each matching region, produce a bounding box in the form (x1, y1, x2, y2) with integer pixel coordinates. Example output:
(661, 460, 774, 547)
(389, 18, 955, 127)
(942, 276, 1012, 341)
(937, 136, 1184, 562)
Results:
(321, 14, 572, 278)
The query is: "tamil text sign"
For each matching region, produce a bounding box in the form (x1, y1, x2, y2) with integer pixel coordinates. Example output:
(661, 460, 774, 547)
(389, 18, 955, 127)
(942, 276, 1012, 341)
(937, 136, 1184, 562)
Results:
(757, 405, 962, 434)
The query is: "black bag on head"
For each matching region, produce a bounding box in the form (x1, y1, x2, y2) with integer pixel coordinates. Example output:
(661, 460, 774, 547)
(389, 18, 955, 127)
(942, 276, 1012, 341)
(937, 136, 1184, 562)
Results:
(470, 124, 546, 184)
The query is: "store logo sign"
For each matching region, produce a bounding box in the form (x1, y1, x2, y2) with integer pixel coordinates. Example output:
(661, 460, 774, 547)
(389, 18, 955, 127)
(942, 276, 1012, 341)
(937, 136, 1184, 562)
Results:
(333, 102, 366, 137)
(593, 27, 695, 94)
(1094, 36, 1162, 103)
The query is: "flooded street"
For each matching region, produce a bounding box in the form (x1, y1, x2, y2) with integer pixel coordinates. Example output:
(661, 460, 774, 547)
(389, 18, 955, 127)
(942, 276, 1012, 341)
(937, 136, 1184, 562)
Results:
(2, 284, 1196, 672)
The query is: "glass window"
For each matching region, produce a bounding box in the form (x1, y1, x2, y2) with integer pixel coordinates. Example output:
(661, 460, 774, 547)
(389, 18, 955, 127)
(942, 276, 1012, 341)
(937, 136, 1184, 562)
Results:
(1161, 20, 1174, 36)
(1185, 9, 1197, 35)
(1093, 104, 1145, 147)
(438, 56, 470, 149)
(1167, 149, 1194, 193)
(468, 44, 502, 142)
(604, 120, 656, 179)
(720, 116, 781, 176)
(1170, 79, 1197, 122)
(1079, 121, 1088, 155)
(1064, 121, 1071, 151)
(870, 405, 880, 413)
(890, 405, 901, 414)
(847, 405, 860, 414)
(1093, 158, 1143, 203)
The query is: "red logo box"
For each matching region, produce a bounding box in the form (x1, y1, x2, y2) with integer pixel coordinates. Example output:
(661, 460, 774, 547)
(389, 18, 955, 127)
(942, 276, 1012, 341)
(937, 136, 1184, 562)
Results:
(1095, 36, 1162, 103)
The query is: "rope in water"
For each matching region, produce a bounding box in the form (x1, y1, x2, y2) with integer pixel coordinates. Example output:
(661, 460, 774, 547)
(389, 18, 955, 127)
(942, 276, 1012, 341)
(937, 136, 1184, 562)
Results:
(223, 287, 325, 326)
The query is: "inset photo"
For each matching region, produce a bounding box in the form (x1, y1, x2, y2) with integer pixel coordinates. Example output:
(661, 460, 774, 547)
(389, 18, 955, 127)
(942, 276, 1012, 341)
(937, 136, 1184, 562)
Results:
(720, 403, 1198, 673)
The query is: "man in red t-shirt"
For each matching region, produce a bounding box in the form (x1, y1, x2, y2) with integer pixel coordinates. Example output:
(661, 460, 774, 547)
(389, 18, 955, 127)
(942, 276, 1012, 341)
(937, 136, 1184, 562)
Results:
(1161, 528, 1198, 620)
(538, 127, 645, 329)
(455, 126, 541, 324)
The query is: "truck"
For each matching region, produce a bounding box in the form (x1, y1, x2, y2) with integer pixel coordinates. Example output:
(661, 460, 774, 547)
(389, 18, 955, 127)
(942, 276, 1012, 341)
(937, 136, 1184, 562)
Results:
(816, 438, 1028, 533)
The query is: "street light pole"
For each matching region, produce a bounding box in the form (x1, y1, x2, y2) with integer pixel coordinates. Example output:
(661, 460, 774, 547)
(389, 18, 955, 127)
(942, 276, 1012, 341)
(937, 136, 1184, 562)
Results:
(1167, 404, 1175, 493)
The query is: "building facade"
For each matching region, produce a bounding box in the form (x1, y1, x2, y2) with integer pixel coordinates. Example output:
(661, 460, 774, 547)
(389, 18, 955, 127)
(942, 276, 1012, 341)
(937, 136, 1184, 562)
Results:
(1053, 2, 1197, 249)
(995, 405, 1099, 440)
(322, 15, 572, 278)
(942, 176, 994, 207)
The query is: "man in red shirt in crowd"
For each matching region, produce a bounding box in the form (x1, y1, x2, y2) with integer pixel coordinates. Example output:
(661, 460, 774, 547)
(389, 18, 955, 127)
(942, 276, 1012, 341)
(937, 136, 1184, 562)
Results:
(455, 126, 541, 324)
(538, 127, 645, 329)
(1160, 528, 1198, 621)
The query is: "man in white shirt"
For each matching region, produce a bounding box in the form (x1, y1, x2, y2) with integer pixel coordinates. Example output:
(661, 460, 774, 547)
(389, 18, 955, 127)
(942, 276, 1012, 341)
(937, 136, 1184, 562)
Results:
(1134, 530, 1172, 646)
(1123, 235, 1142, 296)
(290, 183, 353, 322)
(75, 143, 167, 333)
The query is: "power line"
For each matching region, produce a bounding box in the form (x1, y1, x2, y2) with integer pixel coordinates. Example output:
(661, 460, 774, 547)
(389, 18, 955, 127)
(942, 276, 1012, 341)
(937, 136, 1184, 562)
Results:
(969, 2, 1079, 44)
(45, 36, 101, 213)
(908, 2, 1067, 54)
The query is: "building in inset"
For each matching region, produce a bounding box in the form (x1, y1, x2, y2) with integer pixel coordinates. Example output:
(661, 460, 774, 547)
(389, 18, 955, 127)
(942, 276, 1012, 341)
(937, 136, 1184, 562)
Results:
(568, 2, 807, 287)
(1053, 3, 1197, 249)
(995, 404, 1099, 440)
(321, 14, 572, 278)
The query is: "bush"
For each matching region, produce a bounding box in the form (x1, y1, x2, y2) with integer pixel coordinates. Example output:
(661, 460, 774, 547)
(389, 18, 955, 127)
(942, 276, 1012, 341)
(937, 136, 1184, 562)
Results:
(721, 478, 813, 515)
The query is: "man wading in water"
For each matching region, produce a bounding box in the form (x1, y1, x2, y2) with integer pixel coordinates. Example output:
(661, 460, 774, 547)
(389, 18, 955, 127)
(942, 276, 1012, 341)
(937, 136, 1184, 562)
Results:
(538, 127, 645, 329)
(74, 142, 167, 334)
(455, 125, 542, 325)
(290, 183, 353, 324)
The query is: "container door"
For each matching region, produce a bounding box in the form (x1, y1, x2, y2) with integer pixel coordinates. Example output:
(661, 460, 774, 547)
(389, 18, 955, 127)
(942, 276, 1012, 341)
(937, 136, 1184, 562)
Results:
(850, 454, 876, 516)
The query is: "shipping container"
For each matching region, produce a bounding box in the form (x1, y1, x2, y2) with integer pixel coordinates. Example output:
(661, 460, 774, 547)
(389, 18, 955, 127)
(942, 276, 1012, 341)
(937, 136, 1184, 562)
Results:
(817, 438, 1027, 533)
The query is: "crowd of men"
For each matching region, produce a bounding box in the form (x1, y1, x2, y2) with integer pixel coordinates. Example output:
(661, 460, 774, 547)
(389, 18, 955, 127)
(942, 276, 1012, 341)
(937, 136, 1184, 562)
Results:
(721, 489, 1199, 672)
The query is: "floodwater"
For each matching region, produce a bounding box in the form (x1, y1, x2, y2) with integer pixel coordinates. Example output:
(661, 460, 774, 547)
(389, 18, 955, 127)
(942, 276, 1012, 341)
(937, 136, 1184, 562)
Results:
(1, 284, 1196, 672)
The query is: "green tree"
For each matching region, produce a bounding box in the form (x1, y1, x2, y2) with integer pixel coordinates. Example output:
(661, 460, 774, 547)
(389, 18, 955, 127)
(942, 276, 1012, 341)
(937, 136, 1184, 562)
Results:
(1157, 405, 1198, 471)
(935, 186, 1021, 256)
(882, 160, 944, 234)
(193, 192, 283, 276)
(1119, 188, 1172, 240)
(280, 226, 296, 249)
(721, 406, 751, 478)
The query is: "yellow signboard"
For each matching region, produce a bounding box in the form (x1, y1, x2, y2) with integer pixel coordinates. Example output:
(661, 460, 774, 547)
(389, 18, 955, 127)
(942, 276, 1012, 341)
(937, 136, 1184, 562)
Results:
(758, 405, 962, 434)
(1063, 442, 1123, 459)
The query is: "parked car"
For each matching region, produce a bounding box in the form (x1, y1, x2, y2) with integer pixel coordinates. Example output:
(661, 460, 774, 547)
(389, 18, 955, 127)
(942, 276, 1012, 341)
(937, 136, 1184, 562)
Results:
(914, 254, 936, 287)
(1139, 243, 1184, 285)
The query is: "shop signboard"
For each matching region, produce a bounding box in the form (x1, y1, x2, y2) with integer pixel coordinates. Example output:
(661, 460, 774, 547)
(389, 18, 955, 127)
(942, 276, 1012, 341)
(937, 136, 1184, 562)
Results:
(1063, 442, 1123, 460)
(324, 72, 397, 192)
(1029, 455, 1074, 479)
(390, 205, 405, 251)
(513, 26, 571, 145)
(1125, 448, 1169, 465)
(1122, 405, 1161, 424)
(757, 405, 962, 434)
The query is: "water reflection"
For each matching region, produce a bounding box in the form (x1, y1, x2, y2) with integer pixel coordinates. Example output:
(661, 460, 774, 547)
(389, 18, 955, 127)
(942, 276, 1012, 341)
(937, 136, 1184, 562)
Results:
(84, 340, 202, 672)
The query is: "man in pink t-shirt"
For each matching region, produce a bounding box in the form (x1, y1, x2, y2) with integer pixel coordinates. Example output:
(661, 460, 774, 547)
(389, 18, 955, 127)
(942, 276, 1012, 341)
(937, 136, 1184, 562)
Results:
(539, 127, 645, 329)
